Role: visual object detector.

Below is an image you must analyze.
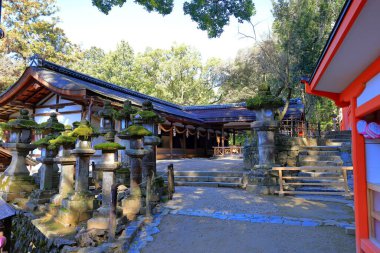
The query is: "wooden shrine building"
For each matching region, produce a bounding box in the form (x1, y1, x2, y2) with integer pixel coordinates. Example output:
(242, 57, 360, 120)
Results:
(0, 56, 304, 160)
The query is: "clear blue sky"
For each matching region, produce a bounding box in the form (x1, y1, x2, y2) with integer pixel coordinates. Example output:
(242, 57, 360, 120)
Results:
(56, 0, 274, 61)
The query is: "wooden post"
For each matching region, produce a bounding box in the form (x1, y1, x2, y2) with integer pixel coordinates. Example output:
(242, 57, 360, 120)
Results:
(168, 164, 175, 199)
(233, 129, 236, 145)
(318, 122, 321, 137)
(278, 169, 284, 197)
(109, 183, 121, 242)
(221, 128, 225, 147)
(342, 168, 350, 198)
(183, 133, 186, 158)
(146, 170, 152, 219)
(169, 127, 173, 159)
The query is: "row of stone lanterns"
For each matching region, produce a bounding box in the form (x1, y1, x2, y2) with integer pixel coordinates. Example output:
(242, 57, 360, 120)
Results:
(0, 99, 161, 230)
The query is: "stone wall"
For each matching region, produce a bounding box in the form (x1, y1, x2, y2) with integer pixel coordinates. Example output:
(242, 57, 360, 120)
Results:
(275, 135, 321, 167)
(244, 133, 352, 169)
(11, 212, 75, 253)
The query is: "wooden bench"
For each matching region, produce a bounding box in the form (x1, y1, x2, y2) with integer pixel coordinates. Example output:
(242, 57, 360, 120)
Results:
(272, 166, 353, 197)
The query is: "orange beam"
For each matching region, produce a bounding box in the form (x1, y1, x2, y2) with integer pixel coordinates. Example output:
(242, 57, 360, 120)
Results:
(309, 0, 367, 92)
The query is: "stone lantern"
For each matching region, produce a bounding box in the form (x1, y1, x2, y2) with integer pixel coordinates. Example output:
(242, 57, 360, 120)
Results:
(98, 101, 115, 135)
(114, 100, 137, 173)
(87, 132, 125, 230)
(118, 114, 150, 220)
(58, 120, 96, 227)
(29, 113, 65, 204)
(246, 84, 284, 194)
(0, 109, 38, 201)
(50, 126, 77, 206)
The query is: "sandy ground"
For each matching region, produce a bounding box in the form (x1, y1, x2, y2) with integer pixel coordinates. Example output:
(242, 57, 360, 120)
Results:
(165, 187, 354, 221)
(157, 158, 245, 172)
(142, 215, 355, 253)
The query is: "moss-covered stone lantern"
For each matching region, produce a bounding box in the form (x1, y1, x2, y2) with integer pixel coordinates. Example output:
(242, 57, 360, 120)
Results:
(0, 109, 38, 201)
(87, 137, 125, 230)
(33, 113, 65, 192)
(246, 84, 284, 195)
(50, 126, 77, 206)
(114, 100, 137, 174)
(98, 101, 116, 135)
(118, 114, 151, 220)
(57, 120, 96, 227)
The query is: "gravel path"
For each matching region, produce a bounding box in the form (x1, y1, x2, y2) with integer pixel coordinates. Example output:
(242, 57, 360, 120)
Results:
(157, 158, 245, 172)
(142, 215, 355, 253)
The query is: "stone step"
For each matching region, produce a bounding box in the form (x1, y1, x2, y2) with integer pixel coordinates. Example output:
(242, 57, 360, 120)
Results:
(163, 176, 242, 184)
(286, 178, 344, 183)
(327, 138, 351, 142)
(302, 146, 341, 151)
(298, 171, 342, 177)
(298, 150, 340, 156)
(298, 154, 342, 162)
(171, 171, 245, 177)
(168, 181, 241, 188)
(299, 160, 343, 167)
(295, 186, 345, 192)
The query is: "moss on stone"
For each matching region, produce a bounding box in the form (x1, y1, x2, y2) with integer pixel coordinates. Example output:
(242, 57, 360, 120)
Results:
(69, 121, 93, 139)
(134, 110, 164, 123)
(33, 135, 57, 150)
(246, 84, 284, 110)
(38, 121, 65, 132)
(98, 100, 116, 118)
(116, 168, 130, 174)
(119, 125, 152, 138)
(49, 135, 77, 149)
(94, 142, 125, 150)
(114, 100, 137, 120)
(6, 118, 38, 129)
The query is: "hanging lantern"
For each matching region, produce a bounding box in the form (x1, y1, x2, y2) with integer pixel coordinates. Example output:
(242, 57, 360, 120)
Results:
(158, 125, 161, 135)
(173, 127, 176, 137)
(186, 128, 189, 138)
(197, 129, 200, 139)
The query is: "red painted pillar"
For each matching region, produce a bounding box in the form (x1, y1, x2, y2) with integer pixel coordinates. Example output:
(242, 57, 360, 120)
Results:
(351, 98, 369, 252)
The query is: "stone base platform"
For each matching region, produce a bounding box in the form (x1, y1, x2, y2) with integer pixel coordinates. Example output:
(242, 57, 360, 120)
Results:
(0, 174, 37, 202)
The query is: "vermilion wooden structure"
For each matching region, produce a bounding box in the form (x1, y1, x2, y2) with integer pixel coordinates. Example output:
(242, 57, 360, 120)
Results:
(302, 0, 380, 252)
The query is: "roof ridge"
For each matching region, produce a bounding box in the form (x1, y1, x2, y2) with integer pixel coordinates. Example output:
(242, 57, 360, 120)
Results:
(30, 55, 184, 110)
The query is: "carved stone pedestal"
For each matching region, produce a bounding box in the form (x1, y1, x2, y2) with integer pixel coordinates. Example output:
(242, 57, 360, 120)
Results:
(0, 143, 37, 202)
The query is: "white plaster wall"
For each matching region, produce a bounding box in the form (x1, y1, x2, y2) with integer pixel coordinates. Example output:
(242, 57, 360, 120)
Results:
(357, 72, 380, 106)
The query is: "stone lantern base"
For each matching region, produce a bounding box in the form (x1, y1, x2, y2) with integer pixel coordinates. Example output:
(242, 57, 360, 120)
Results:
(0, 174, 37, 202)
(57, 193, 98, 227)
(245, 167, 279, 195)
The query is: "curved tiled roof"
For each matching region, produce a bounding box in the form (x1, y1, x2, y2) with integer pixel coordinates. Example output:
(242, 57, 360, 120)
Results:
(1, 56, 304, 125)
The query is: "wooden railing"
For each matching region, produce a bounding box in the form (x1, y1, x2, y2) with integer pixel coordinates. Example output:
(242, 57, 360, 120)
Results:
(272, 166, 353, 197)
(213, 146, 242, 157)
(278, 120, 322, 138)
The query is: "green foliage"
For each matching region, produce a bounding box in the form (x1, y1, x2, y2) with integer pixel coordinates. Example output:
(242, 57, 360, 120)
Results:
(0, 0, 81, 90)
(94, 142, 125, 150)
(183, 0, 255, 38)
(119, 125, 152, 138)
(92, 0, 255, 38)
(136, 110, 165, 123)
(72, 43, 220, 105)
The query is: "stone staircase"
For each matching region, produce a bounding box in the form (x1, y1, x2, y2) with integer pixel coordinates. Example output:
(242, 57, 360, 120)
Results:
(162, 171, 245, 188)
(324, 130, 352, 146)
(290, 131, 353, 195)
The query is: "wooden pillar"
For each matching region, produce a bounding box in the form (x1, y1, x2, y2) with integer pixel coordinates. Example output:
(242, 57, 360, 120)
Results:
(169, 127, 173, 159)
(233, 129, 236, 145)
(221, 128, 225, 147)
(182, 133, 186, 158)
(351, 98, 369, 252)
